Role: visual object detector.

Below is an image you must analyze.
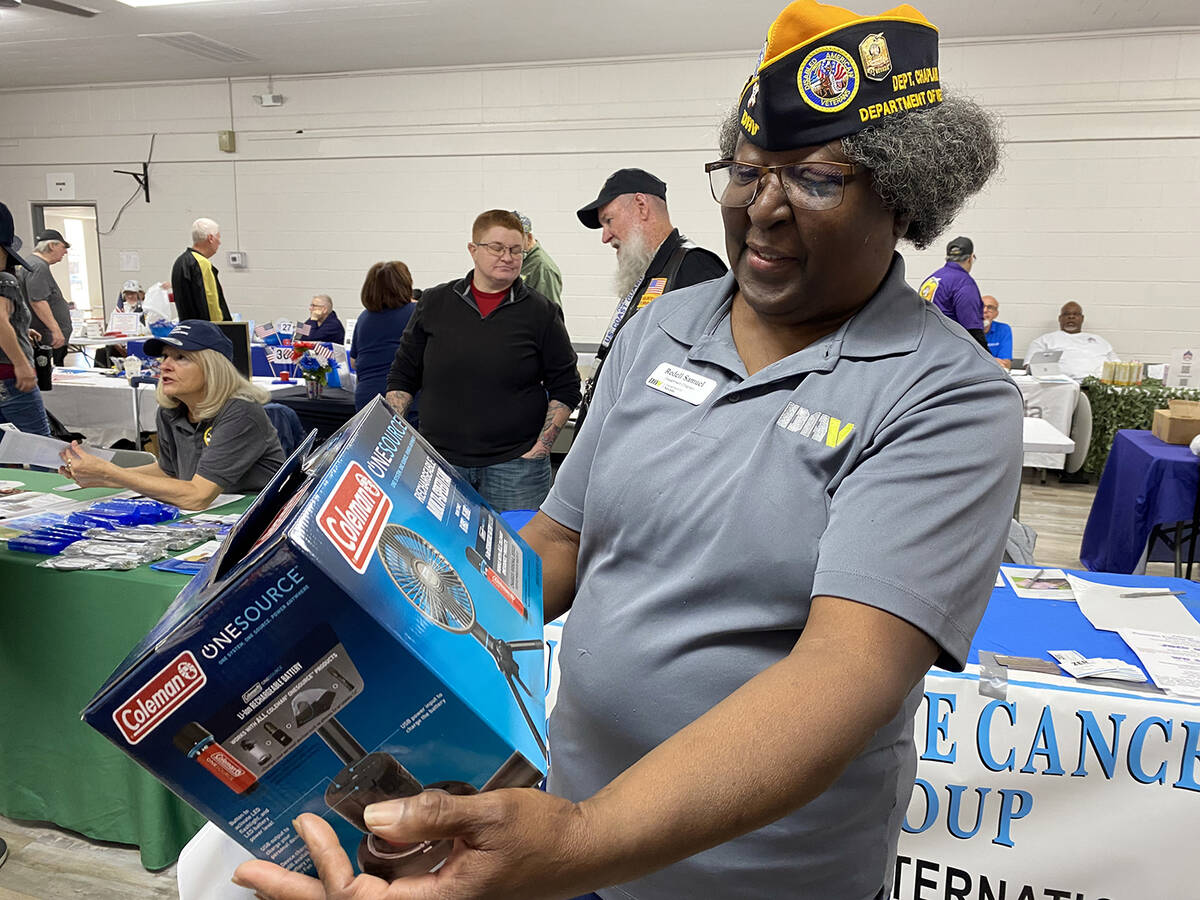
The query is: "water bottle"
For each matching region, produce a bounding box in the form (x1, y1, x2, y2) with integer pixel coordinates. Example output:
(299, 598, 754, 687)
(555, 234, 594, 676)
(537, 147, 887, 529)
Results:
(34, 343, 53, 391)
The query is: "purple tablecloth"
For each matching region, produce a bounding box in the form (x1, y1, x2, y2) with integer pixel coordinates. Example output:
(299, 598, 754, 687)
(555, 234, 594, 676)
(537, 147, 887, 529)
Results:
(1080, 429, 1199, 573)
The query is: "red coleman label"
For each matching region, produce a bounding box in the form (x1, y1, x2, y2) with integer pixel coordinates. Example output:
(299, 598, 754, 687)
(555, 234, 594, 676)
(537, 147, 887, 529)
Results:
(484, 567, 525, 618)
(318, 461, 392, 574)
(198, 744, 258, 794)
(114, 651, 207, 745)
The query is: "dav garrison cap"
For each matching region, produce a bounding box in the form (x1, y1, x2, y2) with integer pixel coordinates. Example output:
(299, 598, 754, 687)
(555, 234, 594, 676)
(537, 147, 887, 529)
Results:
(737, 0, 942, 150)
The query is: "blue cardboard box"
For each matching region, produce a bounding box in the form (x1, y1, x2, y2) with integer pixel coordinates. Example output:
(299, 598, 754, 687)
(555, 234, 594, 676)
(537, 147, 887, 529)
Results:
(83, 397, 547, 877)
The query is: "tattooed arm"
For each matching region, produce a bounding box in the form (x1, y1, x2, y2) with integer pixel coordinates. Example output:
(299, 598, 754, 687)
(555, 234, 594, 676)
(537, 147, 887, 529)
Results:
(521, 399, 571, 459)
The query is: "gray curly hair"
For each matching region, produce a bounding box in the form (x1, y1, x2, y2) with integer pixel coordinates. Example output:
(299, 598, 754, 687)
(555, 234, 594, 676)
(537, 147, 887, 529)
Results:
(717, 91, 1002, 249)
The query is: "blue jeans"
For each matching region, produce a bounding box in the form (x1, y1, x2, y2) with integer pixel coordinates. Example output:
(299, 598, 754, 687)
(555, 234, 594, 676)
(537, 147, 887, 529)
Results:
(453, 454, 551, 513)
(0, 378, 50, 436)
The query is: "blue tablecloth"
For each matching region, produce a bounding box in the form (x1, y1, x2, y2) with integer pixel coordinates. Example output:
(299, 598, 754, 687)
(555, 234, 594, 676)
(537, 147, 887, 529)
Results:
(1079, 429, 1199, 573)
(126, 339, 275, 377)
(970, 567, 1200, 678)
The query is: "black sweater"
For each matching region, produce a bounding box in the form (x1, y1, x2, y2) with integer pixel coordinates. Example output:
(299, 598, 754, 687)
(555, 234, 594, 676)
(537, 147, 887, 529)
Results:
(387, 273, 581, 467)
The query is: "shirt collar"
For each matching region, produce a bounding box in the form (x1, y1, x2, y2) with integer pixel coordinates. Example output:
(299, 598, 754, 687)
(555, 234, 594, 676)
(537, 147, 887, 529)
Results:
(657, 252, 924, 376)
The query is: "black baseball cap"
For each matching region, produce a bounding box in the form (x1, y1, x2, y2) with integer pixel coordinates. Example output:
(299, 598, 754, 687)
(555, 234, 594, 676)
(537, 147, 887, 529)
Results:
(0, 202, 32, 271)
(34, 227, 70, 249)
(144, 320, 234, 362)
(946, 236, 974, 260)
(577, 168, 667, 229)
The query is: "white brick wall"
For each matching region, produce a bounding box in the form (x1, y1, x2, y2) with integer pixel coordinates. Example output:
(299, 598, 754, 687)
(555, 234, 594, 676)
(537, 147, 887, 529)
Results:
(1, 30, 1197, 359)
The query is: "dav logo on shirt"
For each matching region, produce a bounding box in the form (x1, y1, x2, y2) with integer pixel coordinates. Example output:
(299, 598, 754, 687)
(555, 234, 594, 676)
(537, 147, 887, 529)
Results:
(113, 651, 206, 745)
(776, 402, 855, 448)
(318, 461, 392, 573)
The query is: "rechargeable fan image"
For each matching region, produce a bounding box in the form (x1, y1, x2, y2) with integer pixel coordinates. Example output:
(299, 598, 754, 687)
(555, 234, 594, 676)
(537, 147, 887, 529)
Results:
(377, 524, 548, 760)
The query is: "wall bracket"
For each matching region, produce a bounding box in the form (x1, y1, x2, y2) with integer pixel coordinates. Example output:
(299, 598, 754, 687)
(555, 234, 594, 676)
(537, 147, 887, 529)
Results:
(113, 162, 150, 203)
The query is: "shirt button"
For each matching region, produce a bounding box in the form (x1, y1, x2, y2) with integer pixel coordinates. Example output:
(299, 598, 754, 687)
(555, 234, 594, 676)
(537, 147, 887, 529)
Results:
(728, 393, 740, 402)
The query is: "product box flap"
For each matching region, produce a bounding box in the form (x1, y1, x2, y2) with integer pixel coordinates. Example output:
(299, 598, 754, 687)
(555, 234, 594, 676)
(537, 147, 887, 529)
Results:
(86, 430, 321, 709)
(1164, 398, 1200, 419)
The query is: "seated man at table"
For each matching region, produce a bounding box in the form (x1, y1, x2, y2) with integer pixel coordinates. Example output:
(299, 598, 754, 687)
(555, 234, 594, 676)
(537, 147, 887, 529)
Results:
(982, 295, 1012, 369)
(58, 321, 285, 510)
(298, 294, 345, 344)
(1025, 301, 1118, 380)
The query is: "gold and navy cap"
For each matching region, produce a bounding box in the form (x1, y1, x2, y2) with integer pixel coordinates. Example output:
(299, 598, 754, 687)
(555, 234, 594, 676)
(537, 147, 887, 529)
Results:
(737, 0, 941, 150)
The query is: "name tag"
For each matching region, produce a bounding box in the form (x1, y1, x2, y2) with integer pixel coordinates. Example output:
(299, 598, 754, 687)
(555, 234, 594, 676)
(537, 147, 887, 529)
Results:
(646, 363, 717, 405)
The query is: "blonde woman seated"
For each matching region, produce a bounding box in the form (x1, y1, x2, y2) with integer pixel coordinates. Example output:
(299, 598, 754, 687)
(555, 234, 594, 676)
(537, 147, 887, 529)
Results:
(59, 320, 285, 510)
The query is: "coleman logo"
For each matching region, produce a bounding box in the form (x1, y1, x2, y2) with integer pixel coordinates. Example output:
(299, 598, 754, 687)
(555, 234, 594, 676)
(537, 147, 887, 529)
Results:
(776, 402, 855, 448)
(318, 461, 392, 574)
(114, 651, 206, 745)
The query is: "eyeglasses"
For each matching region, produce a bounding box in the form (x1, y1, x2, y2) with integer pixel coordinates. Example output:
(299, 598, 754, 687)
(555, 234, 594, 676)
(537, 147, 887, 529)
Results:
(705, 159, 859, 211)
(472, 242, 525, 259)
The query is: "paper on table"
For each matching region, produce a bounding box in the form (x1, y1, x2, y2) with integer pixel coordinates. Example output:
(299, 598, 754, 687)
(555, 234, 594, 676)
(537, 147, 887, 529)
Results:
(1067, 574, 1200, 637)
(181, 493, 244, 514)
(1118, 629, 1200, 699)
(0, 430, 115, 470)
(994, 571, 1005, 588)
(1001, 566, 1075, 600)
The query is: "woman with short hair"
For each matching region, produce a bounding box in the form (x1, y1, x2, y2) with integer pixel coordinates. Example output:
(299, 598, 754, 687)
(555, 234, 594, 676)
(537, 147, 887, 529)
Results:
(59, 320, 284, 509)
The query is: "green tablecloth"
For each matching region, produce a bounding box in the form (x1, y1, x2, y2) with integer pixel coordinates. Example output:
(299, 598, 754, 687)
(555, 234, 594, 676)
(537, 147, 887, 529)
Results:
(1082, 378, 1200, 474)
(0, 470, 252, 869)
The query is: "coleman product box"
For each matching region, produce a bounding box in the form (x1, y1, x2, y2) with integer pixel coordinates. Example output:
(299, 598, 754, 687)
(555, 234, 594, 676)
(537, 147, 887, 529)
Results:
(83, 397, 547, 878)
(1152, 398, 1200, 445)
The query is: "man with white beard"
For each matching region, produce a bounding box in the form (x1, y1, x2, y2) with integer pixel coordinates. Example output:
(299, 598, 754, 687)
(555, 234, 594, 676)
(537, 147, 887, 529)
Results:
(576, 168, 726, 425)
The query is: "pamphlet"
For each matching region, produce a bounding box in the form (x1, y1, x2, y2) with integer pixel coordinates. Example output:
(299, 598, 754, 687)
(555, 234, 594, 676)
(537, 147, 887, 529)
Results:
(1001, 566, 1074, 600)
(1067, 574, 1200, 637)
(1117, 629, 1200, 699)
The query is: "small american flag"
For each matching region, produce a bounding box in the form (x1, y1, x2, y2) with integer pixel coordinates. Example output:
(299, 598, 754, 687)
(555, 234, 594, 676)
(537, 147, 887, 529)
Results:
(310, 342, 334, 365)
(254, 322, 276, 341)
(647, 278, 667, 293)
(295, 322, 311, 337)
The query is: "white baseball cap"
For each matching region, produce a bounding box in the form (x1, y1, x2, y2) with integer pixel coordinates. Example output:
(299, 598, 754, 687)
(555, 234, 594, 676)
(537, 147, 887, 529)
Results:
(122, 280, 143, 293)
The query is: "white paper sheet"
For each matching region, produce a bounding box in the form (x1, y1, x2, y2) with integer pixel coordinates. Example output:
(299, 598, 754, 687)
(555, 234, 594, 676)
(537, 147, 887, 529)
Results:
(1067, 574, 1200, 637)
(0, 430, 115, 470)
(1118, 629, 1200, 699)
(1001, 566, 1075, 600)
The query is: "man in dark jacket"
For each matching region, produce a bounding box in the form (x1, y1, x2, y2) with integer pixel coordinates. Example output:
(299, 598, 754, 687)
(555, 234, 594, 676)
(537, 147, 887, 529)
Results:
(386, 209, 580, 512)
(171, 217, 230, 321)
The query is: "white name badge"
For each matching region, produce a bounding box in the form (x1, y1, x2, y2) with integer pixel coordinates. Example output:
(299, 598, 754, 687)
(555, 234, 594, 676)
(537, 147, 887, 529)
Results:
(646, 363, 717, 405)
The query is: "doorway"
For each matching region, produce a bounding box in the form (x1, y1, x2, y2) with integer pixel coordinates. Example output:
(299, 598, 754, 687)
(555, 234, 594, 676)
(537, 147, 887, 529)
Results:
(31, 203, 105, 329)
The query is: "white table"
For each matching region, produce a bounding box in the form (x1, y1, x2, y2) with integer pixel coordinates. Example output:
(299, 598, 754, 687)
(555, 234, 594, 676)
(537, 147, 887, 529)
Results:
(42, 370, 159, 446)
(1022, 416, 1074, 455)
(42, 372, 290, 447)
(1011, 373, 1080, 469)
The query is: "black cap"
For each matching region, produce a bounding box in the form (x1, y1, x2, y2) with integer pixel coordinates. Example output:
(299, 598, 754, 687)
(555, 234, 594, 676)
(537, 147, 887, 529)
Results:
(577, 168, 667, 229)
(144, 320, 234, 361)
(737, 2, 942, 151)
(0, 202, 33, 271)
(34, 227, 70, 249)
(946, 236, 974, 260)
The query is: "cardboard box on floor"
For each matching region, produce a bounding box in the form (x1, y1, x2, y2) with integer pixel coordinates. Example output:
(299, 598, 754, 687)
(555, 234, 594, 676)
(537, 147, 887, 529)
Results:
(83, 397, 547, 878)
(1152, 398, 1200, 445)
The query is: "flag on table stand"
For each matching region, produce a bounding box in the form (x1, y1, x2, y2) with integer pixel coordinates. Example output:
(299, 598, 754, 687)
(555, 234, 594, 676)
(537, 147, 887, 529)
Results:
(312, 342, 341, 388)
(254, 322, 283, 346)
(295, 322, 311, 338)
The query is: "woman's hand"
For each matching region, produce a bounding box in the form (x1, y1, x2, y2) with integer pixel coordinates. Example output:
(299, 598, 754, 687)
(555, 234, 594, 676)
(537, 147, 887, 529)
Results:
(234, 789, 595, 900)
(58, 441, 117, 488)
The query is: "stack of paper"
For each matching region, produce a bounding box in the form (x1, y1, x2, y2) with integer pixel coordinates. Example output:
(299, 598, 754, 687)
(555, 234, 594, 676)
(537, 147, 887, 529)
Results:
(1048, 649, 1146, 682)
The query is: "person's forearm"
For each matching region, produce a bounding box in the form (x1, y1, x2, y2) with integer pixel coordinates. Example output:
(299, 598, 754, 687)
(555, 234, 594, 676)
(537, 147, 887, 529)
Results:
(520, 511, 579, 623)
(997, 358, 1011, 370)
(568, 599, 937, 889)
(92, 463, 219, 510)
(0, 316, 29, 367)
(533, 400, 571, 455)
(28, 299, 63, 340)
(384, 390, 412, 417)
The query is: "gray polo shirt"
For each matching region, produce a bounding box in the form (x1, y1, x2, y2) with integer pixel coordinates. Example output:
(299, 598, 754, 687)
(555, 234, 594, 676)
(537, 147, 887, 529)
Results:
(18, 254, 72, 342)
(156, 398, 285, 492)
(542, 256, 1023, 900)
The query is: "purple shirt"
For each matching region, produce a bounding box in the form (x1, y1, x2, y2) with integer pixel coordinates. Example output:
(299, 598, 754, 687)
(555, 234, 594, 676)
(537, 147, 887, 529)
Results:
(919, 261, 982, 330)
